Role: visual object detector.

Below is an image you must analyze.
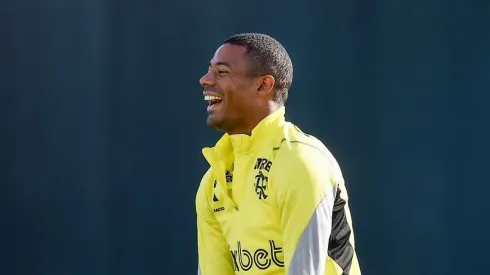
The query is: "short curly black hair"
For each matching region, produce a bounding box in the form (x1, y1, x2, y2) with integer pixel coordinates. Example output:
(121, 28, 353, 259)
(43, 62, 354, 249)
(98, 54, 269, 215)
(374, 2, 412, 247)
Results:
(223, 33, 293, 105)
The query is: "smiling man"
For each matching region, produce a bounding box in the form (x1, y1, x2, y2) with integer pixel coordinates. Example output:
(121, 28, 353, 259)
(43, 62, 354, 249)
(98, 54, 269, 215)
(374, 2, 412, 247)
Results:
(196, 33, 361, 275)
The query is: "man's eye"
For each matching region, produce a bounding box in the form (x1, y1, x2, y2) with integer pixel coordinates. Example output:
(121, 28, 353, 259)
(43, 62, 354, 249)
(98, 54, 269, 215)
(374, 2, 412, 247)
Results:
(218, 70, 229, 74)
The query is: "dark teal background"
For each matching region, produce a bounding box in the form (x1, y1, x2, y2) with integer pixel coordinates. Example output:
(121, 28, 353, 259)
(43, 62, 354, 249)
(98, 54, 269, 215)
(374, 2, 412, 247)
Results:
(1, 0, 489, 274)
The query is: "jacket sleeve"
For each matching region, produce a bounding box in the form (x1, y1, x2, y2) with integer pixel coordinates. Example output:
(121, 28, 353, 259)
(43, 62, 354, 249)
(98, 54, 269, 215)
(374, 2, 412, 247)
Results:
(196, 173, 235, 275)
(273, 145, 340, 275)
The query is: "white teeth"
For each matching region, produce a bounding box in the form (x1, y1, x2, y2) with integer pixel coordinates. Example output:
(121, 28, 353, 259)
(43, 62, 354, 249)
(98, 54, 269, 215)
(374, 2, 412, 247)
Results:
(204, 95, 223, 101)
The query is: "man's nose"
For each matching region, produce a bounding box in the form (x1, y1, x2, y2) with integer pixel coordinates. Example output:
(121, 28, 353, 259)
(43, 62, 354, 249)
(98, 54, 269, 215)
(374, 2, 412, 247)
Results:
(199, 71, 215, 87)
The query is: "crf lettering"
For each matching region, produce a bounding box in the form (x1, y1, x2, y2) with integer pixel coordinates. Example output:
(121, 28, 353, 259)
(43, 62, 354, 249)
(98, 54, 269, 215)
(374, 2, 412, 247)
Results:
(254, 158, 272, 172)
(229, 240, 284, 271)
(255, 171, 268, 200)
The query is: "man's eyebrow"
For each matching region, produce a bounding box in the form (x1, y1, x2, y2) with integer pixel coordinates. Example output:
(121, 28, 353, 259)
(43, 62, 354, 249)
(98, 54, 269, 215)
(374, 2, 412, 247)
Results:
(208, 61, 233, 69)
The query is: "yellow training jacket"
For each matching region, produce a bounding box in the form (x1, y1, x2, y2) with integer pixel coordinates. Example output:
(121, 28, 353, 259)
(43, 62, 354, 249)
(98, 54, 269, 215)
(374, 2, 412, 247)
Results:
(196, 107, 361, 275)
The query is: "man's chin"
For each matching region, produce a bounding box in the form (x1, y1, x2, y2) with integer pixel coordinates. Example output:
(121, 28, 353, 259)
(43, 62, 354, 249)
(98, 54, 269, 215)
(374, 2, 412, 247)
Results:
(206, 115, 223, 130)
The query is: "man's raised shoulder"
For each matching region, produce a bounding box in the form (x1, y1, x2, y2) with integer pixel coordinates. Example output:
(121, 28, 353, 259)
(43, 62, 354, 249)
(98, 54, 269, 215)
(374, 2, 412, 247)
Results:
(272, 123, 344, 184)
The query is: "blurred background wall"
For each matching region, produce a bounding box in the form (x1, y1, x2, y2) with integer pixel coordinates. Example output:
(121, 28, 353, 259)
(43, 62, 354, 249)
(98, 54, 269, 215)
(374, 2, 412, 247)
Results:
(1, 0, 489, 274)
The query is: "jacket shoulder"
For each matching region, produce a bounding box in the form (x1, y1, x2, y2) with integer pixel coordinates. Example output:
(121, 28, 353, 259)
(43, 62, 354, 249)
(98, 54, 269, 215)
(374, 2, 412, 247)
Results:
(199, 168, 214, 186)
(273, 122, 330, 157)
(272, 122, 344, 182)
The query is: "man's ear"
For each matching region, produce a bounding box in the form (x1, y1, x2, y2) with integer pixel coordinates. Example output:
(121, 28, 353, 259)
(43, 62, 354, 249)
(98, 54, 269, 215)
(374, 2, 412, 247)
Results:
(257, 75, 275, 97)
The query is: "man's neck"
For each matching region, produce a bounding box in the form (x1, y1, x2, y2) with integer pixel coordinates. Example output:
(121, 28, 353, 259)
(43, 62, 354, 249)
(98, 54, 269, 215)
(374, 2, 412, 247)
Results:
(227, 103, 282, 136)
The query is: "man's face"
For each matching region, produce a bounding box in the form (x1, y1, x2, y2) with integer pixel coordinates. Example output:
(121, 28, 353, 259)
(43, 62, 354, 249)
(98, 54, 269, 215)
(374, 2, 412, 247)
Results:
(200, 44, 258, 133)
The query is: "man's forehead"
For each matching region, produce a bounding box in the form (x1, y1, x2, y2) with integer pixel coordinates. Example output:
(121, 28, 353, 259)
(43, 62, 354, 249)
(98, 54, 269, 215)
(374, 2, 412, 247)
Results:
(210, 44, 248, 67)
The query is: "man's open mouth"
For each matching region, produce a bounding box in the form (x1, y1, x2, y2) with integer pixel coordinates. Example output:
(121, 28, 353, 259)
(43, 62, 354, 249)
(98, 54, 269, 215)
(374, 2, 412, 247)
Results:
(204, 95, 223, 106)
